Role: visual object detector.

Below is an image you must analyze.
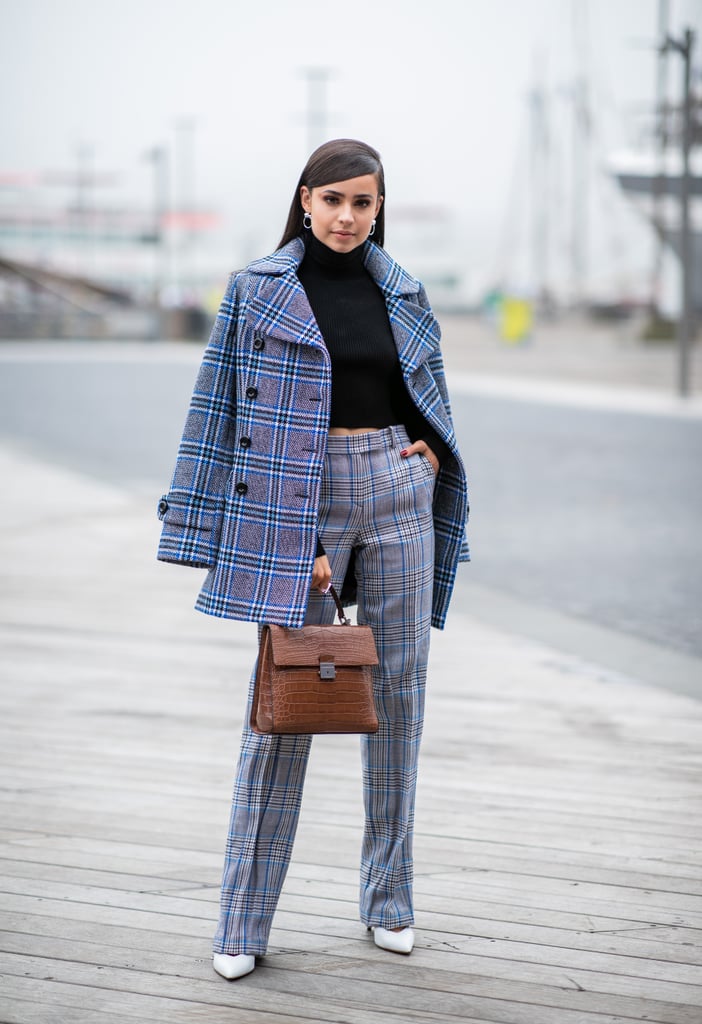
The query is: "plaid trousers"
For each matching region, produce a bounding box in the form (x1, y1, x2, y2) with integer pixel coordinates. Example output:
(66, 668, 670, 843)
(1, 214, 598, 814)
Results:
(213, 426, 435, 955)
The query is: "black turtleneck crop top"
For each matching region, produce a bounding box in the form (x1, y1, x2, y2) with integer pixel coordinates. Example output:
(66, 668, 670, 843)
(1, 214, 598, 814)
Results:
(296, 232, 448, 461)
(297, 232, 448, 559)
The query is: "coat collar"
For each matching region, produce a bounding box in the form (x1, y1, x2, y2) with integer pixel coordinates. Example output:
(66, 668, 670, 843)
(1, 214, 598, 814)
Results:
(243, 237, 439, 373)
(246, 237, 421, 299)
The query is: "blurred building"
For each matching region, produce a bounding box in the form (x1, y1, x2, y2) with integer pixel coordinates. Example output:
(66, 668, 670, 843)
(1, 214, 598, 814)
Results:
(0, 167, 219, 339)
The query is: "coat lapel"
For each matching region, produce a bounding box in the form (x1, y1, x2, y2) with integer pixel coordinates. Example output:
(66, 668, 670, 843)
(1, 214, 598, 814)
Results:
(384, 295, 441, 377)
(243, 237, 441, 373)
(245, 239, 324, 349)
(362, 243, 441, 376)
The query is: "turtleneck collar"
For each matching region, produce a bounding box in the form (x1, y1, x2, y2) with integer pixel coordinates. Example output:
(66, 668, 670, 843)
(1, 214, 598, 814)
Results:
(303, 229, 366, 276)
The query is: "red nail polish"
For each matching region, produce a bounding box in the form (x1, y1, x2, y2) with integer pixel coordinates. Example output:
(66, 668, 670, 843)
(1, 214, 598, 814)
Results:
(400, 449, 408, 457)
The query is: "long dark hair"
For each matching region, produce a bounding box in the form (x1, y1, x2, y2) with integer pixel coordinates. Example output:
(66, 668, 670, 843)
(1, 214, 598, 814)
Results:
(278, 139, 386, 249)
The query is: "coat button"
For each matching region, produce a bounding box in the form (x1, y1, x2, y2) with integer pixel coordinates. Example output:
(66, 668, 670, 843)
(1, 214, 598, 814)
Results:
(235, 482, 248, 495)
(239, 436, 251, 448)
(157, 498, 169, 515)
(246, 386, 258, 399)
(253, 336, 265, 351)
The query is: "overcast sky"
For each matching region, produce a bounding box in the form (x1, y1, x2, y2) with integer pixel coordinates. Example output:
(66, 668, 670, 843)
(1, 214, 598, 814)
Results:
(2, 0, 701, 303)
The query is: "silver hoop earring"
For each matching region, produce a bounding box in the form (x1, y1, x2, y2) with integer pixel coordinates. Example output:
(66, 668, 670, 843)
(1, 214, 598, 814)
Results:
(303, 212, 312, 229)
(369, 219, 376, 237)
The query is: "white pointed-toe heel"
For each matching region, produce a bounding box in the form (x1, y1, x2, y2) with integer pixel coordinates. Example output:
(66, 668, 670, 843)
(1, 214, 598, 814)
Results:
(212, 953, 256, 979)
(370, 926, 415, 955)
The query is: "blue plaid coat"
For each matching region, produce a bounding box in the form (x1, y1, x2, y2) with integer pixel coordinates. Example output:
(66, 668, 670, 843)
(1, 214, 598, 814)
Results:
(157, 237, 469, 629)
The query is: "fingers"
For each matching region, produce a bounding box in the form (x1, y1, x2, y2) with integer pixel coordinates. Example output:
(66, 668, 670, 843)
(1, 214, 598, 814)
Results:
(311, 555, 332, 592)
(400, 440, 439, 475)
(423, 446, 440, 474)
(400, 440, 422, 459)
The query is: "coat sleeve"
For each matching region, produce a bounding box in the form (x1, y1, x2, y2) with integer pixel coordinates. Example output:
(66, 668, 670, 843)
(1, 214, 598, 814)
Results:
(416, 284, 471, 566)
(156, 273, 239, 568)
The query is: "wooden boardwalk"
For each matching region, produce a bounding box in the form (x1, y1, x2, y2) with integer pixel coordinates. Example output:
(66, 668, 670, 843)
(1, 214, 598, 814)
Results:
(1, 442, 702, 1024)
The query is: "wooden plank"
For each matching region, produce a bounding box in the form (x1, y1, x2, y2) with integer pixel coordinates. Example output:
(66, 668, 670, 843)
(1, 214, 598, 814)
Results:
(0, 844, 218, 883)
(2, 795, 701, 894)
(2, 447, 702, 1024)
(0, 958, 473, 1024)
(0, 975, 412, 1024)
(418, 868, 702, 914)
(4, 919, 702, 998)
(4, 749, 700, 827)
(0, 891, 214, 940)
(2, 879, 701, 975)
(14, 796, 696, 850)
(2, 949, 701, 1024)
(5, 856, 702, 938)
(0, 997, 142, 1024)
(1, 831, 702, 905)
(2, 843, 702, 933)
(3, 890, 702, 999)
(285, 861, 702, 924)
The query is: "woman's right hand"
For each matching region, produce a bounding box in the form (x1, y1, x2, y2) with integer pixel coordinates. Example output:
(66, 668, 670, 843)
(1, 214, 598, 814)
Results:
(311, 555, 332, 592)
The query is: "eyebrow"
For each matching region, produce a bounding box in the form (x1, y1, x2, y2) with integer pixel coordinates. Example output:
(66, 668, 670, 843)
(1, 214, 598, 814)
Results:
(320, 188, 375, 199)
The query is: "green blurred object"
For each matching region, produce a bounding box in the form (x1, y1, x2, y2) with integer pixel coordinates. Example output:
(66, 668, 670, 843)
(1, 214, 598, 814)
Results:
(641, 315, 678, 342)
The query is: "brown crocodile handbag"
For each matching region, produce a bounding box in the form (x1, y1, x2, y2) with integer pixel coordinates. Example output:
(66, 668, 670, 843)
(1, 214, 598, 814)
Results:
(250, 586, 379, 735)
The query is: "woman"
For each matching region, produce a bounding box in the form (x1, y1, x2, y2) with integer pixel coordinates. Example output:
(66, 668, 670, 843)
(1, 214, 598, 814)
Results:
(157, 139, 469, 980)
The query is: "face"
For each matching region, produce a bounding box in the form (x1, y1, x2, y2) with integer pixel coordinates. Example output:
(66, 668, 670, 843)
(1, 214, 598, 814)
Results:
(300, 174, 383, 253)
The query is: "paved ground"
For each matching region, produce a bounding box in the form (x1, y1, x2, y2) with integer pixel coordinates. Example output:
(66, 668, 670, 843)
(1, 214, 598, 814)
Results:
(1, 436, 702, 1023)
(439, 313, 702, 396)
(1, 318, 702, 1021)
(1, 319, 700, 674)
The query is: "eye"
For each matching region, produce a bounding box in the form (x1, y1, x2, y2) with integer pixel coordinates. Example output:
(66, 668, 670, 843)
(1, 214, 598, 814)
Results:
(355, 199, 371, 208)
(323, 195, 339, 205)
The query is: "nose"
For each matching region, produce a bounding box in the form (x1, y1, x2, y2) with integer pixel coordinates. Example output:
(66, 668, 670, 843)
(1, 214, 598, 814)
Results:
(337, 202, 353, 224)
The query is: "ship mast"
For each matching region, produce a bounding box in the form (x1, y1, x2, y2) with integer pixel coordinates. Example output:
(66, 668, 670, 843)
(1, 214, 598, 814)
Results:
(650, 0, 670, 323)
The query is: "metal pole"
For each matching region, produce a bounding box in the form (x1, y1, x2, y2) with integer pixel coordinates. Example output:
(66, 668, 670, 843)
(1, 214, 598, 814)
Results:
(650, 0, 669, 319)
(301, 67, 331, 154)
(570, 0, 590, 310)
(663, 29, 695, 397)
(661, 28, 695, 396)
(678, 29, 693, 397)
(174, 117, 195, 301)
(530, 66, 549, 308)
(148, 146, 169, 340)
(75, 143, 95, 277)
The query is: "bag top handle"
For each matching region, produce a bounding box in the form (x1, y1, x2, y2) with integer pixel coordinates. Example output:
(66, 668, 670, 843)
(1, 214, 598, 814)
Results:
(327, 585, 352, 625)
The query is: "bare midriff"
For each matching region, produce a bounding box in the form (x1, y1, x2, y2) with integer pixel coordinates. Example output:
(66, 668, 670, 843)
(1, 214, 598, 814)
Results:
(328, 427, 380, 436)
